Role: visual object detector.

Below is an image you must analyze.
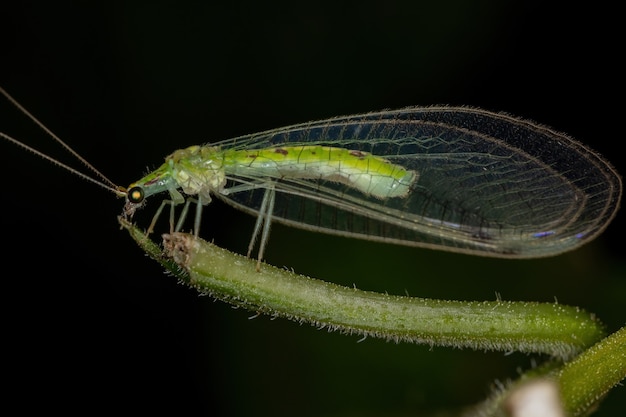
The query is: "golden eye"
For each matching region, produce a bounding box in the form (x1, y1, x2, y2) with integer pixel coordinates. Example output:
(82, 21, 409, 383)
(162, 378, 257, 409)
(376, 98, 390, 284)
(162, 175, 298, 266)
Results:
(127, 186, 144, 203)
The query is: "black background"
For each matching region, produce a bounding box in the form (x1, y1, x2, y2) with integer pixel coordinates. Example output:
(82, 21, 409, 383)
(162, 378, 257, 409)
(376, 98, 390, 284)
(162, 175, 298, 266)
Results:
(1, 2, 623, 416)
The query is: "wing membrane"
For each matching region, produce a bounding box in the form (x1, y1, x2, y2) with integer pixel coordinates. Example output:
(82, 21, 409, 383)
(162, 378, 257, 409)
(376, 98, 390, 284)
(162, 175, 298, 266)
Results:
(210, 107, 621, 258)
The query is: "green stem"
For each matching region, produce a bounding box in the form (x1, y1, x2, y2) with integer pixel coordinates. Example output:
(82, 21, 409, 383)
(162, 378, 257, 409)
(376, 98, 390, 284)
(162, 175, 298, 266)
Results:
(120, 219, 605, 360)
(468, 327, 626, 417)
(557, 326, 626, 416)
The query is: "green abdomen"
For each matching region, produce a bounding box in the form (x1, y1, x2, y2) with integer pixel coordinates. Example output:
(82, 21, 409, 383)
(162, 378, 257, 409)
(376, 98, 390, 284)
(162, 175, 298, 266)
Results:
(223, 145, 417, 199)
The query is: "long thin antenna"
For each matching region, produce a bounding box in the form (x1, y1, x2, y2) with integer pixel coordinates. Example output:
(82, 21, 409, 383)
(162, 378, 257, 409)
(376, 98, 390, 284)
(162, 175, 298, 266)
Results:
(1, 86, 126, 197)
(1, 130, 125, 196)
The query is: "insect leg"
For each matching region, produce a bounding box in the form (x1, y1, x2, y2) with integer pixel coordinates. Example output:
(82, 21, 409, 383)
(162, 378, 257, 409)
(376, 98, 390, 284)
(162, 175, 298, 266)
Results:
(193, 196, 205, 237)
(147, 200, 172, 235)
(245, 184, 276, 270)
(174, 199, 194, 232)
(247, 187, 270, 258)
(255, 187, 276, 271)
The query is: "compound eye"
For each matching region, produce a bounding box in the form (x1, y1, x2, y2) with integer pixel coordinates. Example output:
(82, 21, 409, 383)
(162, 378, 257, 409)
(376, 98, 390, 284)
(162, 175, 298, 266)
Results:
(127, 186, 145, 204)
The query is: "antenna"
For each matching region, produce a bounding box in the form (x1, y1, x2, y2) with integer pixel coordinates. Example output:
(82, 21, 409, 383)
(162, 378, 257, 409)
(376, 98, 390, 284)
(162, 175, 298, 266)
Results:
(1, 86, 126, 197)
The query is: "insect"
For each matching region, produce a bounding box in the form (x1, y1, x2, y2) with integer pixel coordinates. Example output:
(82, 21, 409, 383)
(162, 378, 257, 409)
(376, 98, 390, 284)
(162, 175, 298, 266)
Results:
(1, 86, 622, 269)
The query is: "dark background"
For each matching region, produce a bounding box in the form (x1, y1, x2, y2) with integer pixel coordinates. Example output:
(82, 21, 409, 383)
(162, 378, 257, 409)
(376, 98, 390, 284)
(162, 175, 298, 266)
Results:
(1, 2, 623, 416)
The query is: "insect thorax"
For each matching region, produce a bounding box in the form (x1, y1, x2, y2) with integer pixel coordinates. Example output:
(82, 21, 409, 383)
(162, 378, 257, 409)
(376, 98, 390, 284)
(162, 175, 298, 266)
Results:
(168, 145, 226, 199)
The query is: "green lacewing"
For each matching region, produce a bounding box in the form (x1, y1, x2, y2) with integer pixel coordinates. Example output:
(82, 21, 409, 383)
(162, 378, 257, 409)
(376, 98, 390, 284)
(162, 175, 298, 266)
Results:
(2, 87, 622, 264)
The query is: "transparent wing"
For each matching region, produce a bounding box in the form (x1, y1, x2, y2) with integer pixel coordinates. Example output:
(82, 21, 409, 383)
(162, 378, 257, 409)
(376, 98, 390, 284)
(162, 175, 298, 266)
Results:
(210, 107, 621, 258)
